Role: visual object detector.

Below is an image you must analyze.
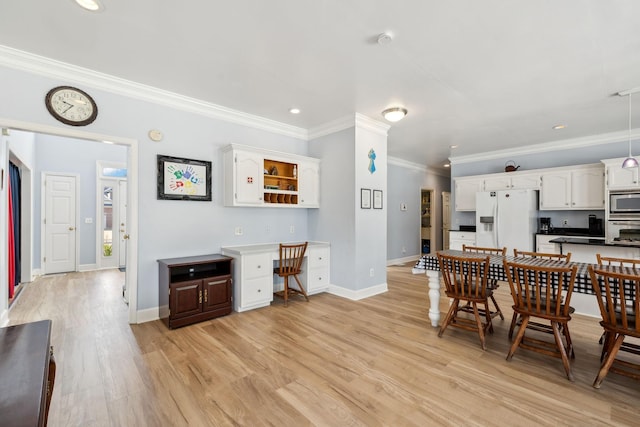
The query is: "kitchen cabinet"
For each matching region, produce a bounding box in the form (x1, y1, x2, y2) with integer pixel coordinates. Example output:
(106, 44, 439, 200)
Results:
(603, 157, 640, 189)
(455, 178, 483, 211)
(222, 144, 320, 208)
(540, 165, 604, 210)
(483, 172, 540, 191)
(536, 234, 561, 254)
(449, 231, 476, 250)
(158, 254, 233, 329)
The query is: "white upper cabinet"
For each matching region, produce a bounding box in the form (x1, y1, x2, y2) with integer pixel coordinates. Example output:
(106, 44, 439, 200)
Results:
(483, 172, 541, 191)
(297, 160, 320, 207)
(222, 144, 320, 208)
(602, 157, 640, 189)
(540, 165, 604, 210)
(454, 178, 483, 211)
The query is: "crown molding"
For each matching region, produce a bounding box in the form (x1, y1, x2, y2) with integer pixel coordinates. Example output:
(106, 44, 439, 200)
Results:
(450, 128, 640, 165)
(0, 45, 308, 140)
(387, 156, 451, 177)
(355, 113, 390, 136)
(307, 115, 356, 140)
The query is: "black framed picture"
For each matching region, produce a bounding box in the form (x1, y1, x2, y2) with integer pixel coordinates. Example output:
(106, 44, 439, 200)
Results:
(157, 155, 212, 201)
(361, 188, 371, 209)
(373, 189, 383, 209)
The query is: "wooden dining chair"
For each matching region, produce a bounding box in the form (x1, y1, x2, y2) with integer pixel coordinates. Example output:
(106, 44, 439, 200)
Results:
(588, 265, 640, 388)
(273, 242, 309, 307)
(503, 259, 578, 380)
(437, 252, 493, 350)
(509, 249, 572, 339)
(596, 254, 640, 268)
(513, 249, 572, 263)
(462, 244, 507, 320)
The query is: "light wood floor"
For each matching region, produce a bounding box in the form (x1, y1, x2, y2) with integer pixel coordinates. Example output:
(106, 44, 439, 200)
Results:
(7, 265, 640, 426)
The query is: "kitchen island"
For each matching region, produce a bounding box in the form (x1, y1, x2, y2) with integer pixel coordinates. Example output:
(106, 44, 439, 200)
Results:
(549, 237, 640, 263)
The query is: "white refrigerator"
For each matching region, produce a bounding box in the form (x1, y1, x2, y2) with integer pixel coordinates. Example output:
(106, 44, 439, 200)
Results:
(475, 189, 538, 253)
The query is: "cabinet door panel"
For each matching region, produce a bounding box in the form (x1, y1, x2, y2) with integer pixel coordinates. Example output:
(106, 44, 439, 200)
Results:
(171, 280, 202, 319)
(298, 161, 319, 207)
(511, 174, 541, 190)
(235, 151, 263, 205)
(572, 168, 604, 208)
(483, 176, 511, 191)
(203, 276, 232, 311)
(540, 172, 571, 209)
(607, 165, 639, 189)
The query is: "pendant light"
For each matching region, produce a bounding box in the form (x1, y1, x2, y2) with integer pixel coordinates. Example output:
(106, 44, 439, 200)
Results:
(622, 93, 638, 168)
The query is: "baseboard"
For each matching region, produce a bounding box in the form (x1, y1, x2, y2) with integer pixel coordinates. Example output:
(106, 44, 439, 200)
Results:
(327, 283, 388, 300)
(387, 256, 420, 266)
(79, 263, 98, 272)
(0, 309, 8, 327)
(136, 307, 160, 324)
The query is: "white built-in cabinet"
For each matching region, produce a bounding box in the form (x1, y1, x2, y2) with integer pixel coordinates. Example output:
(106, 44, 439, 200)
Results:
(455, 179, 483, 211)
(602, 157, 640, 189)
(449, 231, 476, 250)
(483, 172, 541, 191)
(539, 165, 604, 210)
(222, 144, 320, 208)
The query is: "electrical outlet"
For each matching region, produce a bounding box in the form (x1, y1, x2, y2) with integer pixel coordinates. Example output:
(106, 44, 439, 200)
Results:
(562, 219, 568, 226)
(290, 225, 295, 234)
(234, 226, 243, 236)
(369, 268, 374, 277)
(402, 246, 406, 254)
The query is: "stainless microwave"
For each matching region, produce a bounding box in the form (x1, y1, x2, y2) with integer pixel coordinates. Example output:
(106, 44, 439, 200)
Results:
(610, 191, 640, 215)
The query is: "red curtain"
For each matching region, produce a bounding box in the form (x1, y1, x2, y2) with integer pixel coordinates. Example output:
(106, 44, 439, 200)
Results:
(7, 176, 15, 298)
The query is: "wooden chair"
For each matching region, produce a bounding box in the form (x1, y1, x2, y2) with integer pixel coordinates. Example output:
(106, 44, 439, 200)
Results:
(509, 249, 572, 338)
(513, 249, 572, 263)
(462, 244, 507, 320)
(595, 254, 640, 345)
(437, 252, 493, 350)
(588, 265, 640, 388)
(273, 242, 309, 307)
(503, 259, 578, 380)
(596, 254, 640, 268)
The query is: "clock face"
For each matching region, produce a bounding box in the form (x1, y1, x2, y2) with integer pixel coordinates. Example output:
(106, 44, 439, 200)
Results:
(45, 86, 98, 126)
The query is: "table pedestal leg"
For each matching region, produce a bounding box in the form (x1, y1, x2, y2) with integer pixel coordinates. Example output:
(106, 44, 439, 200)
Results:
(426, 270, 441, 327)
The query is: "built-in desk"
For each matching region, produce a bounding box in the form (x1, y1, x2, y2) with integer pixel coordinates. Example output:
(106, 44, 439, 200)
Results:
(221, 241, 330, 312)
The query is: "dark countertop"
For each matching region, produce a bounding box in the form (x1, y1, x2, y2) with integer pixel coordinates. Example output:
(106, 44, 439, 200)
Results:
(538, 227, 604, 238)
(549, 237, 640, 248)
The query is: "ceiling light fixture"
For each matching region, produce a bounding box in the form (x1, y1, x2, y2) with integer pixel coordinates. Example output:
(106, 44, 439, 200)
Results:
(377, 32, 393, 45)
(621, 92, 638, 169)
(74, 0, 104, 12)
(289, 107, 300, 114)
(552, 124, 566, 130)
(443, 163, 451, 168)
(382, 107, 407, 122)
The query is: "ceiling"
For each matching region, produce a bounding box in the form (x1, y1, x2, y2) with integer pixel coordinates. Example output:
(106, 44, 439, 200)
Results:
(2, 1, 640, 171)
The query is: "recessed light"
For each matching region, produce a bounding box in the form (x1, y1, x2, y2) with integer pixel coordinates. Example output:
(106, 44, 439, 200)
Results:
(450, 145, 458, 149)
(74, 0, 104, 12)
(377, 32, 393, 45)
(289, 108, 301, 114)
(444, 163, 450, 168)
(552, 124, 566, 130)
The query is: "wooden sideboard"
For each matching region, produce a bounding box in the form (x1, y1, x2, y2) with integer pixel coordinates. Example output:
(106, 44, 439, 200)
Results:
(0, 319, 56, 426)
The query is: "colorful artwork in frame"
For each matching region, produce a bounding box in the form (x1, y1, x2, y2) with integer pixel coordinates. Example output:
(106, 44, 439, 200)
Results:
(157, 155, 212, 201)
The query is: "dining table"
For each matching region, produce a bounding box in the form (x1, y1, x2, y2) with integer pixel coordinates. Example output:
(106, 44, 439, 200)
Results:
(413, 249, 600, 327)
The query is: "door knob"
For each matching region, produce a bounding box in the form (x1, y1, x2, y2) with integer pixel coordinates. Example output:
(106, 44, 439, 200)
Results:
(123, 234, 130, 240)
(68, 226, 75, 231)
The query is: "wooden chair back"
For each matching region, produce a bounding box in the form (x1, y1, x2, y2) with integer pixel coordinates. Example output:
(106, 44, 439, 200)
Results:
(276, 242, 308, 276)
(596, 254, 640, 268)
(504, 259, 577, 318)
(462, 245, 507, 256)
(588, 265, 640, 336)
(438, 253, 490, 300)
(587, 265, 640, 387)
(513, 249, 572, 263)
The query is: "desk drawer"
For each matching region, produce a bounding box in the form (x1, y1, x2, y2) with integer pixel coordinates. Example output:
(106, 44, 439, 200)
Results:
(307, 247, 330, 269)
(241, 253, 273, 280)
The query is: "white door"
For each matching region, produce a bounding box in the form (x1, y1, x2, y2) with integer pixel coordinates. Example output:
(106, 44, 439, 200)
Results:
(118, 181, 127, 267)
(234, 151, 263, 205)
(442, 192, 451, 250)
(44, 174, 77, 274)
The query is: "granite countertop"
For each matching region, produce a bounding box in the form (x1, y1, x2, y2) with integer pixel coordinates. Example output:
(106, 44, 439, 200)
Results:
(537, 227, 604, 238)
(549, 237, 640, 248)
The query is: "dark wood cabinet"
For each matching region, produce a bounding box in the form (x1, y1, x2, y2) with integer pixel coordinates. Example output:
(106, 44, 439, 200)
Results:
(158, 254, 233, 329)
(0, 320, 56, 427)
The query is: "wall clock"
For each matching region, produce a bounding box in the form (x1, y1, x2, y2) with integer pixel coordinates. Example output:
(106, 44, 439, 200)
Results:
(45, 86, 98, 126)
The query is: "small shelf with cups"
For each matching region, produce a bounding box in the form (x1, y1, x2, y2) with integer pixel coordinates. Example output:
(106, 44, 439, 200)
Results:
(264, 159, 298, 205)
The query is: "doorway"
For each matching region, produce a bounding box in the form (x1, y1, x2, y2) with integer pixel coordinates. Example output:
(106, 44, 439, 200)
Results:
(421, 189, 435, 254)
(0, 119, 139, 324)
